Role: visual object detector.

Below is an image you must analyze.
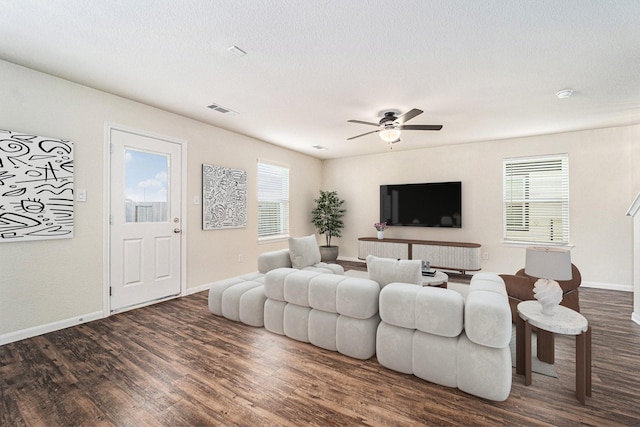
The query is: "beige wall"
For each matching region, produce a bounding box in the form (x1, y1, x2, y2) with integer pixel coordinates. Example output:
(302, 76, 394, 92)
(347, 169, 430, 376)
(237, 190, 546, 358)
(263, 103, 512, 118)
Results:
(0, 60, 322, 339)
(323, 125, 640, 288)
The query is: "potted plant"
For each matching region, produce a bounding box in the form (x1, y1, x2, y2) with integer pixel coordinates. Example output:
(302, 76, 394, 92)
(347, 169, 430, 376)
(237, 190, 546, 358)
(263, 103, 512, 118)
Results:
(311, 190, 346, 262)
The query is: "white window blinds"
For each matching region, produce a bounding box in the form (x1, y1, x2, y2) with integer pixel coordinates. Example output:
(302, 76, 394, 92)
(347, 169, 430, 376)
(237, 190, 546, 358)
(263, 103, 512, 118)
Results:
(257, 161, 289, 238)
(503, 154, 569, 244)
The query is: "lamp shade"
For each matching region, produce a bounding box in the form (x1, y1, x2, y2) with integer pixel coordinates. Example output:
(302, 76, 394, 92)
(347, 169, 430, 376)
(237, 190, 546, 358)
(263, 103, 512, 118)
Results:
(525, 247, 572, 280)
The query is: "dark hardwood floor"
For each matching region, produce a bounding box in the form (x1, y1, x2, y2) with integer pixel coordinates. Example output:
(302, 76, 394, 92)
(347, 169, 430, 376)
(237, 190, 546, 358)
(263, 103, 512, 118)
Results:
(2, 277, 640, 426)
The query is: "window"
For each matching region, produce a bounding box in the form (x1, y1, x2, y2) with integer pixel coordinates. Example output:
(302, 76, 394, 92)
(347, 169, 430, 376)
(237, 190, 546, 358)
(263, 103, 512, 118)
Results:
(257, 161, 289, 239)
(503, 154, 569, 244)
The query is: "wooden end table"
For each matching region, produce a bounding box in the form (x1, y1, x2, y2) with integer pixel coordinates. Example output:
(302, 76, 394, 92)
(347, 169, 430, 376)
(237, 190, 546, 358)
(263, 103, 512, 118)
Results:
(516, 300, 592, 405)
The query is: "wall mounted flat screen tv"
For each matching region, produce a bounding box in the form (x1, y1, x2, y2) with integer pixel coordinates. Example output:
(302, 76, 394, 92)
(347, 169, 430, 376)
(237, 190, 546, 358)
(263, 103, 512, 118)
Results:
(380, 181, 462, 227)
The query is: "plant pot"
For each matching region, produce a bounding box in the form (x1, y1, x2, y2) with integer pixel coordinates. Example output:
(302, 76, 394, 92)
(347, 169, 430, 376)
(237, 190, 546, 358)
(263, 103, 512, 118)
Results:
(377, 230, 384, 239)
(319, 245, 339, 262)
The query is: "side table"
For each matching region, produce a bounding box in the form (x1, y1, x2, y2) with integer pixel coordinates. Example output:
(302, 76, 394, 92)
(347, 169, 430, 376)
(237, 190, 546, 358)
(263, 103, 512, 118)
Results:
(421, 271, 448, 288)
(516, 300, 592, 404)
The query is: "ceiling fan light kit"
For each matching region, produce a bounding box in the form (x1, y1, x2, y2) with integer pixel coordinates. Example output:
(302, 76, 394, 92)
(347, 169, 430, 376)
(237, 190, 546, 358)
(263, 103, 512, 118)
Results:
(379, 127, 401, 143)
(347, 108, 442, 144)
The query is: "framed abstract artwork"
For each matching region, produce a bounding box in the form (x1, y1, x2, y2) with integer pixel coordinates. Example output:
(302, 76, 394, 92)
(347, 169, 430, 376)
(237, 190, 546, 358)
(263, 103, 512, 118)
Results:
(0, 129, 74, 242)
(202, 163, 247, 230)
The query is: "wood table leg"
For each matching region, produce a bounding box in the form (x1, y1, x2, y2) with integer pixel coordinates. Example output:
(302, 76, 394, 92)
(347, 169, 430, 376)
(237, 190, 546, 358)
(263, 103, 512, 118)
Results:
(586, 326, 592, 397)
(576, 329, 587, 405)
(524, 319, 532, 386)
(537, 329, 555, 364)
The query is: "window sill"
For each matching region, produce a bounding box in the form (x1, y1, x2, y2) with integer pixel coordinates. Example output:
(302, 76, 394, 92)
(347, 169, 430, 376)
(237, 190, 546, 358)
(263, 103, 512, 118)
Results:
(258, 234, 290, 244)
(501, 241, 575, 249)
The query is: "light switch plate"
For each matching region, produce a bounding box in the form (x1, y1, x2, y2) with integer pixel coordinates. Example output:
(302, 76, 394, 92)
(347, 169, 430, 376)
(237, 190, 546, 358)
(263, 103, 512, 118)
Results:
(76, 189, 87, 202)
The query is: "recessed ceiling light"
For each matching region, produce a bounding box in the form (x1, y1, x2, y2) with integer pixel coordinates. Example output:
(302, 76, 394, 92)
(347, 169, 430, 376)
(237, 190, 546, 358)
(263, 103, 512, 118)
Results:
(556, 89, 573, 99)
(228, 45, 247, 57)
(312, 145, 328, 151)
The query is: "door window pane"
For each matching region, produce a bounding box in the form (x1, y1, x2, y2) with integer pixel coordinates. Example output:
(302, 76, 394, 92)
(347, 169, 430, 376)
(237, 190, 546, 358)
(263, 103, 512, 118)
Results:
(125, 149, 169, 223)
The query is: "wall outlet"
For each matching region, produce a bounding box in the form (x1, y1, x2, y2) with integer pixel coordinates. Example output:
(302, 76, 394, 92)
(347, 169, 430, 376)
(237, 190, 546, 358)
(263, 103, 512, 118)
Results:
(482, 252, 489, 260)
(238, 254, 244, 263)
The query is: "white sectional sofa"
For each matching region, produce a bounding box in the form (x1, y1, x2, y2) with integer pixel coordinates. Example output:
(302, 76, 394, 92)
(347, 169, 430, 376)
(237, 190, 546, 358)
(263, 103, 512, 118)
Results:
(208, 242, 513, 401)
(376, 272, 513, 401)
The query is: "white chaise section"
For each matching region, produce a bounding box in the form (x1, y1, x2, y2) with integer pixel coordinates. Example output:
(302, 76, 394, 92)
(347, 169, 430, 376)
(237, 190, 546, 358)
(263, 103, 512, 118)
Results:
(208, 235, 343, 327)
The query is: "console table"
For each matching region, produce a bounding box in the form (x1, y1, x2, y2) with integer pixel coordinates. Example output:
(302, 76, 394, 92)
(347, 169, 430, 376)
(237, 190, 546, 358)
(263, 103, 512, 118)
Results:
(358, 237, 481, 274)
(516, 300, 592, 404)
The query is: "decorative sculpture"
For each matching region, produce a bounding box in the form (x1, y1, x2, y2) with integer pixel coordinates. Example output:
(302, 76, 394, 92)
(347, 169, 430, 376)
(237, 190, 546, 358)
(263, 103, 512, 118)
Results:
(533, 278, 563, 315)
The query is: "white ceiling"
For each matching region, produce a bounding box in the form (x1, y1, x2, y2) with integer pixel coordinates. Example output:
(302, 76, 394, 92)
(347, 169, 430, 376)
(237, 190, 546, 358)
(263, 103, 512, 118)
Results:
(1, 0, 639, 159)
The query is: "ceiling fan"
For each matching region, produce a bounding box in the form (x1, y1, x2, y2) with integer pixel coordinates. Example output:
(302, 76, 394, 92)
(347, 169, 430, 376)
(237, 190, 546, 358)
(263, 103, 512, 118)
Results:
(347, 108, 442, 144)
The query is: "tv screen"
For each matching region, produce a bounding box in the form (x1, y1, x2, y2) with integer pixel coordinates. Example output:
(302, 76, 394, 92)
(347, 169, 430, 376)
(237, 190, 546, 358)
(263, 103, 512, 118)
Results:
(380, 181, 462, 227)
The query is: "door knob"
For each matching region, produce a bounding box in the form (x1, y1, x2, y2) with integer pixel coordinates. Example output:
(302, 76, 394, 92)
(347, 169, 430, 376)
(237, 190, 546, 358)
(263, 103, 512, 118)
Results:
(174, 228, 182, 234)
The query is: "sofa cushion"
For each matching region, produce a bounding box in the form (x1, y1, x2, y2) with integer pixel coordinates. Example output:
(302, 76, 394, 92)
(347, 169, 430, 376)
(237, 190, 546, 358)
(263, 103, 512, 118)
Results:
(457, 332, 512, 401)
(413, 331, 458, 388)
(366, 255, 421, 288)
(265, 268, 294, 301)
(308, 274, 346, 313)
(376, 322, 414, 374)
(336, 278, 380, 319)
(336, 314, 379, 360)
(308, 309, 338, 351)
(284, 270, 322, 306)
(289, 235, 321, 269)
(304, 262, 345, 275)
(415, 287, 464, 338)
(378, 283, 421, 329)
(283, 303, 311, 342)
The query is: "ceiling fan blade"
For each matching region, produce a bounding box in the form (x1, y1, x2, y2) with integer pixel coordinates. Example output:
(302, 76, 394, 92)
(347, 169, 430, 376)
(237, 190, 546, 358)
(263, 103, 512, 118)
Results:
(348, 119, 379, 127)
(399, 124, 443, 131)
(347, 130, 380, 140)
(397, 108, 423, 124)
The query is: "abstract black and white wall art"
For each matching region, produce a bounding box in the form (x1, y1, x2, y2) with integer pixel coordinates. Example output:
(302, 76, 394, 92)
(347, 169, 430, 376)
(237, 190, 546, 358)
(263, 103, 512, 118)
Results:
(0, 130, 74, 242)
(202, 163, 247, 230)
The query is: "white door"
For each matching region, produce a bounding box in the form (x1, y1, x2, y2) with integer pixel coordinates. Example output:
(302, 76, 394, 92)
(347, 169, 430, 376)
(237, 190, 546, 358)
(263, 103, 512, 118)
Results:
(109, 127, 183, 313)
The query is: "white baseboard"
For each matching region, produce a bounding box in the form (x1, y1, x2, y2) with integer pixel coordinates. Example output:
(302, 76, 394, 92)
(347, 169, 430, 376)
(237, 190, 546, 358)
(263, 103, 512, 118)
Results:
(187, 282, 213, 295)
(581, 281, 632, 292)
(632, 312, 640, 326)
(0, 310, 104, 346)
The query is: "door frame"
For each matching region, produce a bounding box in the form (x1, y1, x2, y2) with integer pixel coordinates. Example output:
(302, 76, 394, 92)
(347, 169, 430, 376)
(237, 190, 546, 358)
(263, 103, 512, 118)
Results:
(103, 123, 188, 317)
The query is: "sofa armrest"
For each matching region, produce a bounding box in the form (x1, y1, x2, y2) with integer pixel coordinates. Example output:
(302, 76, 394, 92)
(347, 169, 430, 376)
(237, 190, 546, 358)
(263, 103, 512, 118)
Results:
(466, 275, 511, 348)
(258, 249, 292, 273)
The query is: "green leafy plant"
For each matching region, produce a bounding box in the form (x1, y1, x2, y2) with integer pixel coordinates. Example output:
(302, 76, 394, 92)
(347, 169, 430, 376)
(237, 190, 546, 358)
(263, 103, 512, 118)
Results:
(311, 190, 346, 247)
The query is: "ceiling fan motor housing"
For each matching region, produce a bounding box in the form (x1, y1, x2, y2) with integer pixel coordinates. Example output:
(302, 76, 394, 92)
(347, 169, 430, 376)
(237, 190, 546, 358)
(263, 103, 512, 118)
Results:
(379, 112, 399, 126)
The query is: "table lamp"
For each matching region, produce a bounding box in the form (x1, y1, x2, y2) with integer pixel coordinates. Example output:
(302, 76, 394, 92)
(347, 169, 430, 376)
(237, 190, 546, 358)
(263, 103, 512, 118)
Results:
(525, 247, 572, 315)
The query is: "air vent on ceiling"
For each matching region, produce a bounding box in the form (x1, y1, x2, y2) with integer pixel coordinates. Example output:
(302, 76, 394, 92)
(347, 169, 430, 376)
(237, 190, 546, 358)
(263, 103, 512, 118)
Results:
(206, 103, 238, 116)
